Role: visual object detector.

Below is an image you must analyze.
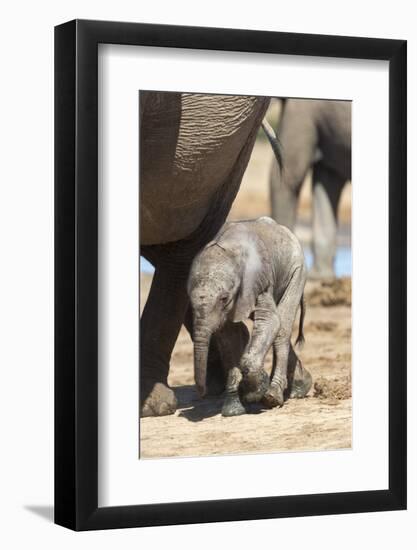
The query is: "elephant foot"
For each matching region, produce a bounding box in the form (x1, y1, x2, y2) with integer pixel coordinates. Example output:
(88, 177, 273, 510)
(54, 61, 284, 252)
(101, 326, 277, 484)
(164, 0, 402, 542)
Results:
(262, 383, 285, 409)
(141, 382, 177, 417)
(222, 394, 246, 417)
(288, 367, 313, 399)
(239, 369, 270, 404)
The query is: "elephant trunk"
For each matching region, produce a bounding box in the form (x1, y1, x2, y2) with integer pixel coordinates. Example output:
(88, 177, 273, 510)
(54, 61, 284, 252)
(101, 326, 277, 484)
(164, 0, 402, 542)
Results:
(193, 323, 212, 398)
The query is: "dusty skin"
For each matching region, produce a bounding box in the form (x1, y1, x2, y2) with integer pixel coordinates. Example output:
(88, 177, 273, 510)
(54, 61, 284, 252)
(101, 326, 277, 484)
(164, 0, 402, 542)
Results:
(140, 120, 352, 459)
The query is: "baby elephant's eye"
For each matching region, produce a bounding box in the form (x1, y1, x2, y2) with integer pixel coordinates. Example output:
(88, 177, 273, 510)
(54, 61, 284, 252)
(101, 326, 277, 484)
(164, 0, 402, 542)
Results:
(219, 293, 230, 308)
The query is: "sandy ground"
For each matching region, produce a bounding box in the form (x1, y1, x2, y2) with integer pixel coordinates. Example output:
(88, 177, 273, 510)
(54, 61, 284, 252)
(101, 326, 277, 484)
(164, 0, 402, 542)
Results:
(140, 275, 352, 458)
(140, 101, 352, 459)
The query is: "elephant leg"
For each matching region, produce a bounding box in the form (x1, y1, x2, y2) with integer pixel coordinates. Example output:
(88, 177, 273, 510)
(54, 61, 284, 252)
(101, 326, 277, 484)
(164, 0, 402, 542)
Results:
(269, 159, 299, 230)
(222, 368, 245, 417)
(263, 269, 306, 408)
(140, 266, 189, 417)
(239, 293, 279, 403)
(270, 343, 312, 400)
(214, 322, 250, 417)
(270, 100, 318, 230)
(285, 345, 313, 399)
(183, 306, 226, 396)
(262, 336, 290, 408)
(310, 163, 345, 279)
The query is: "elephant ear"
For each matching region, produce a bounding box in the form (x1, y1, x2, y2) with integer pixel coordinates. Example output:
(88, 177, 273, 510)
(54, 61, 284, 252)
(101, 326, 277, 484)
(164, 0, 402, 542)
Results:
(231, 236, 269, 323)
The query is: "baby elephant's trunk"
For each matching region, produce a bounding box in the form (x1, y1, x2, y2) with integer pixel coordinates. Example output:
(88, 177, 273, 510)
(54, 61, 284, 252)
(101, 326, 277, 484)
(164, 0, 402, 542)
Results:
(295, 294, 306, 348)
(193, 323, 212, 397)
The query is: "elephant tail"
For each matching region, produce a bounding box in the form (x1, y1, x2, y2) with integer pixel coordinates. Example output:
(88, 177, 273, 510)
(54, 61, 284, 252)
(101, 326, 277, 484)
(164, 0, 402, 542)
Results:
(261, 118, 284, 173)
(295, 294, 306, 349)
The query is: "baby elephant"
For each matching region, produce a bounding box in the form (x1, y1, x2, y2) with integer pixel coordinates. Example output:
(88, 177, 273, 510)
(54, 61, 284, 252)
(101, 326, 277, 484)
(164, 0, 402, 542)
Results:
(187, 216, 312, 416)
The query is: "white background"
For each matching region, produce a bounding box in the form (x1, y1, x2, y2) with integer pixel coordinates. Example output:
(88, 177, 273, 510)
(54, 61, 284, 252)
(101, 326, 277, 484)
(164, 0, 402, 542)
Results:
(99, 45, 388, 506)
(0, 1, 415, 548)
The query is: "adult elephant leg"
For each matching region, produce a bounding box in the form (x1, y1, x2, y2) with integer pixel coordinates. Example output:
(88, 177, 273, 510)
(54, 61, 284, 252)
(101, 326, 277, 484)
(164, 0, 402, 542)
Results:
(269, 159, 299, 230)
(183, 306, 226, 396)
(310, 162, 345, 279)
(140, 265, 189, 417)
(270, 99, 318, 229)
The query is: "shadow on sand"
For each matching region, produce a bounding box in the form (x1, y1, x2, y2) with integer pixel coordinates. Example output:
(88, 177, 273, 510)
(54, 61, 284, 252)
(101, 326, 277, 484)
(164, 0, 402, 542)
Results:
(174, 385, 267, 422)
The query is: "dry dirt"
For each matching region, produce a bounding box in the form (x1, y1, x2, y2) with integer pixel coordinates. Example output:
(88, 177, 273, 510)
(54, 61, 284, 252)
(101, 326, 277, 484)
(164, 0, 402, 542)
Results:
(140, 274, 352, 458)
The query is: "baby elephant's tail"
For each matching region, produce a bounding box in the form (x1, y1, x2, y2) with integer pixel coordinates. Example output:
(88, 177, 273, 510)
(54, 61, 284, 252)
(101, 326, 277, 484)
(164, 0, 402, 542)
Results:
(295, 295, 306, 349)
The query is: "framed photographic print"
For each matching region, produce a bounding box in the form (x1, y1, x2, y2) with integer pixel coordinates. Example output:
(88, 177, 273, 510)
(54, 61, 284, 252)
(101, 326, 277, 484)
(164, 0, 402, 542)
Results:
(55, 19, 407, 530)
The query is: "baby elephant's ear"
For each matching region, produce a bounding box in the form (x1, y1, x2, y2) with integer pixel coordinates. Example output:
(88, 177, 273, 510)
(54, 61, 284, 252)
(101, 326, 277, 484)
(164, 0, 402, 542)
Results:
(232, 241, 266, 323)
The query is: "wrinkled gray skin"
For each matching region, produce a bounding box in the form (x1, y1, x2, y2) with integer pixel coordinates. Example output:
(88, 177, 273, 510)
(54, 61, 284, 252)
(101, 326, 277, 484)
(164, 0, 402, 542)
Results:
(188, 217, 313, 417)
(265, 99, 351, 279)
(140, 92, 269, 417)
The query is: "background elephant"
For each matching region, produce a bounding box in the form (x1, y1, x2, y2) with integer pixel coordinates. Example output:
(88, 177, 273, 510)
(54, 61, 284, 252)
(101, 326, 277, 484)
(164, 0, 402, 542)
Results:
(264, 99, 351, 279)
(140, 91, 269, 417)
(187, 217, 312, 417)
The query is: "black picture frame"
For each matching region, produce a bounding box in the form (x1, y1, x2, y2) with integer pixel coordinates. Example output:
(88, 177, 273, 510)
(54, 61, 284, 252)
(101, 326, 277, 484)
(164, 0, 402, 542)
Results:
(55, 19, 407, 531)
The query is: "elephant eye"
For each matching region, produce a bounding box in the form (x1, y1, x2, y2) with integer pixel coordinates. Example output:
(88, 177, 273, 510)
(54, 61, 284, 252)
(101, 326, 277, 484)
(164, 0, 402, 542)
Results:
(219, 293, 231, 308)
